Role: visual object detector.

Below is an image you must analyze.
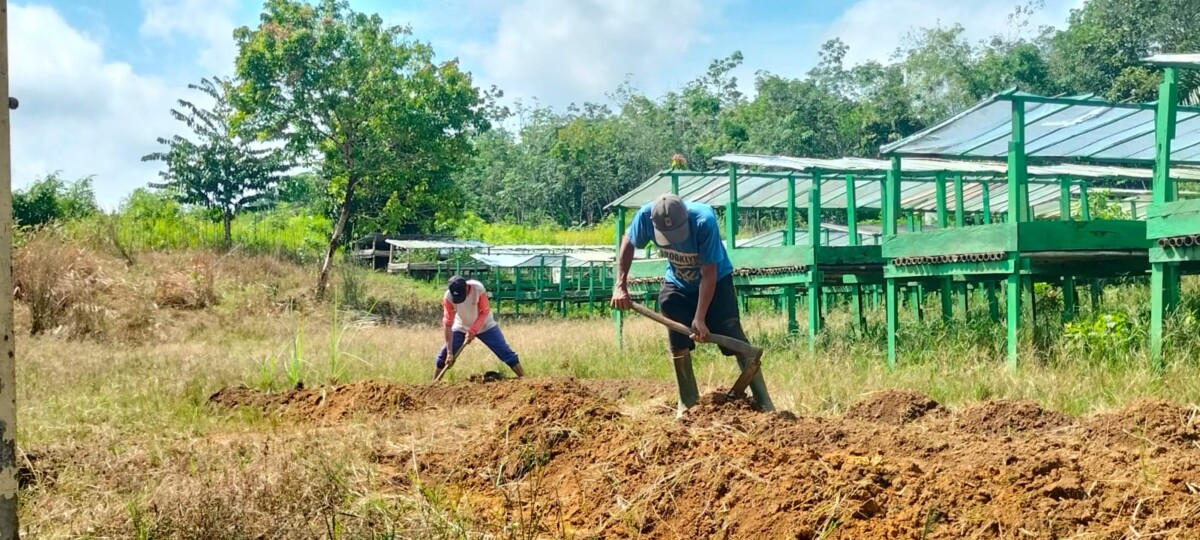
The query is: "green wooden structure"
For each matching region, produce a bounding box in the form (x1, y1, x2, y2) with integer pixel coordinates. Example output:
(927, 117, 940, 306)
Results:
(1144, 54, 1200, 369)
(880, 87, 1200, 369)
(605, 155, 1163, 349)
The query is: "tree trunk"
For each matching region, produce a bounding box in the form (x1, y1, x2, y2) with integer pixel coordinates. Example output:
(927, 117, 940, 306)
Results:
(222, 211, 232, 250)
(316, 178, 358, 301)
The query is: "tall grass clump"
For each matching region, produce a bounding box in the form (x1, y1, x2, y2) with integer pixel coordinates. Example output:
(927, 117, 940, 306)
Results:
(14, 227, 112, 336)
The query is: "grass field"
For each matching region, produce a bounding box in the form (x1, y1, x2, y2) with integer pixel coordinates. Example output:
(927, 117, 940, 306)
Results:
(16, 236, 1200, 537)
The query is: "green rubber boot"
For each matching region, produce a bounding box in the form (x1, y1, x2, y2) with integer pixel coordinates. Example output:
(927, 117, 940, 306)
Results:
(672, 351, 700, 418)
(736, 353, 775, 412)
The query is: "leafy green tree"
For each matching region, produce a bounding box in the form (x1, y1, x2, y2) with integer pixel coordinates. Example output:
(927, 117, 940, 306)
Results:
(232, 0, 490, 299)
(143, 76, 287, 246)
(13, 173, 98, 227)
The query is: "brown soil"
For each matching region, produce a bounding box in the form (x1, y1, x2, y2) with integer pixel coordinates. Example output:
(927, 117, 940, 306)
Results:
(844, 389, 947, 425)
(953, 399, 1072, 435)
(209, 381, 423, 422)
(209, 378, 1200, 538)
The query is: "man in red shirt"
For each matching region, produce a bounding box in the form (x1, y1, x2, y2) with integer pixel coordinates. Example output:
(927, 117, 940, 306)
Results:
(433, 275, 525, 380)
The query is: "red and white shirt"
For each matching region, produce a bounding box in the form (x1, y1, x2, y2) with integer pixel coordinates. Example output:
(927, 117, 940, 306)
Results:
(442, 280, 497, 335)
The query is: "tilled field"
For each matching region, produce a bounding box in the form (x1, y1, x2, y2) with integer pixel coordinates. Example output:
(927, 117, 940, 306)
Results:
(210, 377, 1200, 539)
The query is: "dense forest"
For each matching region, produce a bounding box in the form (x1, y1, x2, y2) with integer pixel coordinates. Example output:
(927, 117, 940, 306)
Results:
(16, 0, 1200, 251)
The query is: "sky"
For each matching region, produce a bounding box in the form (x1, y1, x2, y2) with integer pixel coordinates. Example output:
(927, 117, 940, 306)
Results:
(9, 0, 1084, 208)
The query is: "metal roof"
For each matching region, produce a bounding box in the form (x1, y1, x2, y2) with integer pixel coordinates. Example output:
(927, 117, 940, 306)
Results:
(385, 239, 490, 250)
(471, 253, 602, 268)
(1143, 54, 1200, 69)
(879, 90, 1200, 166)
(714, 154, 1200, 181)
(610, 168, 1099, 213)
(739, 224, 884, 248)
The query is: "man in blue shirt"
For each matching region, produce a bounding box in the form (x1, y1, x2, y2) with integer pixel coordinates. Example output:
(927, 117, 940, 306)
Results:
(611, 193, 774, 415)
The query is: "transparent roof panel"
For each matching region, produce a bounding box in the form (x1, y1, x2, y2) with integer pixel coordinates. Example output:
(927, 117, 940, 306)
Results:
(880, 92, 1200, 165)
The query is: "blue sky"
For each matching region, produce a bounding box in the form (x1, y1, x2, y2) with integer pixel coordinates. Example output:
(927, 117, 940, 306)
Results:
(10, 0, 1082, 208)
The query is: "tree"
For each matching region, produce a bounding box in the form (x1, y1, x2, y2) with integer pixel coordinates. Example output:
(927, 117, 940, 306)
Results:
(13, 173, 98, 227)
(142, 76, 286, 246)
(232, 0, 490, 299)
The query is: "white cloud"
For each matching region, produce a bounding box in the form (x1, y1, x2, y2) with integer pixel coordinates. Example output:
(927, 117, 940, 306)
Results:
(10, 4, 179, 208)
(139, 0, 238, 75)
(825, 0, 1082, 67)
(462, 0, 709, 106)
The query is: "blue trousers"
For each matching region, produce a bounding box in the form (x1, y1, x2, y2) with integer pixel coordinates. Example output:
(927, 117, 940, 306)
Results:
(435, 326, 520, 369)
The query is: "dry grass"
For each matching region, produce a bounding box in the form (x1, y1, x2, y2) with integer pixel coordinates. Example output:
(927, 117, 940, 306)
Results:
(16, 246, 1200, 537)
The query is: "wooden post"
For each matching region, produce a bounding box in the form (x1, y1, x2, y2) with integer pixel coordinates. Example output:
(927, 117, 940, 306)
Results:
(784, 173, 798, 334)
(846, 174, 859, 246)
(1151, 66, 1180, 370)
(0, 3, 17, 533)
(726, 165, 738, 252)
(953, 174, 965, 228)
(614, 208, 625, 347)
(808, 173, 823, 349)
(885, 157, 901, 367)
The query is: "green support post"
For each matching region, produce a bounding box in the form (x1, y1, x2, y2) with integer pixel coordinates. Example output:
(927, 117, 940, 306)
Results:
(935, 173, 953, 322)
(886, 280, 899, 369)
(851, 284, 865, 333)
(1058, 177, 1071, 221)
(538, 256, 546, 313)
(1008, 99, 1029, 223)
(808, 173, 823, 349)
(1005, 268, 1020, 369)
(1130, 200, 1139, 219)
(786, 173, 797, 246)
(726, 165, 739, 252)
(614, 208, 626, 347)
(670, 171, 679, 195)
(957, 283, 969, 319)
(1150, 66, 1180, 370)
(987, 280, 1000, 322)
(981, 182, 992, 224)
(1058, 177, 1077, 322)
(1080, 182, 1091, 220)
(953, 174, 965, 228)
(846, 174, 859, 246)
(514, 266, 522, 317)
(1062, 276, 1076, 322)
(885, 157, 901, 368)
(784, 173, 798, 334)
(588, 262, 595, 314)
(558, 256, 567, 317)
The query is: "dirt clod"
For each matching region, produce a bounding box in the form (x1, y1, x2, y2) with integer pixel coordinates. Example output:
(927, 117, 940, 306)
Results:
(954, 399, 1071, 435)
(845, 389, 945, 425)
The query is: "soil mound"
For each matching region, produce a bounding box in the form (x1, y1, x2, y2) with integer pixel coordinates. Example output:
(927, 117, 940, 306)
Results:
(954, 399, 1072, 435)
(1085, 398, 1200, 447)
(208, 381, 422, 422)
(845, 389, 945, 425)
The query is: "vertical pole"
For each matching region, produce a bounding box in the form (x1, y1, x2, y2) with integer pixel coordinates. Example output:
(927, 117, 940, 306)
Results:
(886, 279, 899, 369)
(981, 182, 992, 224)
(784, 173, 798, 334)
(726, 165, 738, 252)
(1062, 276, 1076, 322)
(1059, 177, 1071, 221)
(953, 174, 965, 228)
(614, 208, 626, 347)
(1009, 99, 1029, 223)
(514, 266, 522, 316)
(846, 174, 859, 246)
(0, 3, 16, 533)
(1151, 66, 1180, 370)
(670, 171, 679, 195)
(588, 262, 595, 314)
(1006, 269, 1020, 369)
(987, 279, 1000, 322)
(559, 257, 567, 316)
(852, 284, 865, 333)
(786, 173, 796, 246)
(935, 173, 949, 229)
(1080, 182, 1091, 220)
(1151, 263, 1166, 371)
(808, 173, 823, 349)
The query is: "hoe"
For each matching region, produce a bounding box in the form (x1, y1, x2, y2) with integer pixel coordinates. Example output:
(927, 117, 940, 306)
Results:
(628, 301, 762, 399)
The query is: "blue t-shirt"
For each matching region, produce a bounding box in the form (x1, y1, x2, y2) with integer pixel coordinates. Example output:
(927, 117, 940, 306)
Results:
(627, 201, 733, 291)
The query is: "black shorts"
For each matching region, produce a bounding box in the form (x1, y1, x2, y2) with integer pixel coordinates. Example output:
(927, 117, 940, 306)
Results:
(658, 274, 747, 355)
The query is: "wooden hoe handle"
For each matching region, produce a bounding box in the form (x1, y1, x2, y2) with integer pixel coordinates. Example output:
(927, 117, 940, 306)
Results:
(627, 302, 759, 358)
